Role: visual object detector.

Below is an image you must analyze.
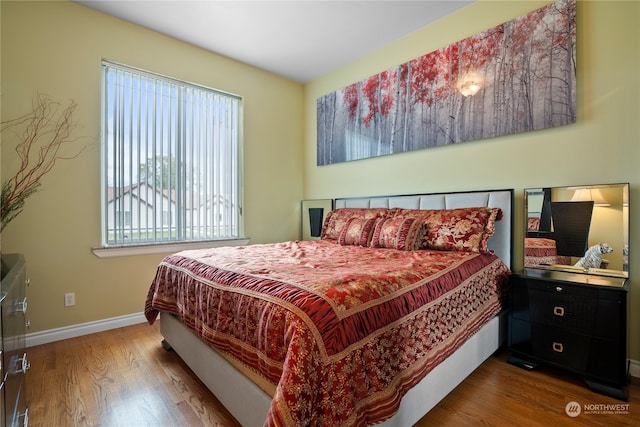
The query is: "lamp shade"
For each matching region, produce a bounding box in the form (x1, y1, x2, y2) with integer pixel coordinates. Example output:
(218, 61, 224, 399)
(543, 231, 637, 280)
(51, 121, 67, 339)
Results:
(551, 201, 594, 257)
(570, 188, 610, 206)
(308, 208, 324, 238)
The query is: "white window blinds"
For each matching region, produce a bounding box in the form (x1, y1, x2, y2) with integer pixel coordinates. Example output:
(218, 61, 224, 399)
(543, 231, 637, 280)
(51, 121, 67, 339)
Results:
(101, 61, 242, 246)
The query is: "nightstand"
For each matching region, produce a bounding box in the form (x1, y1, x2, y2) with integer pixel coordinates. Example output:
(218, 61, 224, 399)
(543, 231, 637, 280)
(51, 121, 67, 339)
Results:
(507, 268, 629, 400)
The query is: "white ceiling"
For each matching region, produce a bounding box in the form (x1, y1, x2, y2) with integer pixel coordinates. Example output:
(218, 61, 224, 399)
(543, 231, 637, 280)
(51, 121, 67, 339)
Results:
(75, 0, 473, 82)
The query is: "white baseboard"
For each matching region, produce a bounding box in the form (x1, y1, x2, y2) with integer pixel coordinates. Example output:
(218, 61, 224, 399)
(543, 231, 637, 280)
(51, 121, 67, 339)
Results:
(26, 312, 147, 347)
(629, 359, 640, 379)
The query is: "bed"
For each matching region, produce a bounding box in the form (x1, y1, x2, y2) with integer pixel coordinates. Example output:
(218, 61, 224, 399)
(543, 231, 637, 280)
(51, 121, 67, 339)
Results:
(145, 189, 513, 426)
(524, 217, 570, 267)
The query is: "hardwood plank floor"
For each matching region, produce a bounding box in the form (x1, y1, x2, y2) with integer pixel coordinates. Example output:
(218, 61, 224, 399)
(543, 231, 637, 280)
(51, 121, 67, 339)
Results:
(27, 322, 639, 426)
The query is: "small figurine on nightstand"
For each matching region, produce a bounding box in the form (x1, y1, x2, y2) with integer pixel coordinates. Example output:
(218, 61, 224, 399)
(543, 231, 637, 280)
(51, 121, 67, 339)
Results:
(574, 243, 613, 270)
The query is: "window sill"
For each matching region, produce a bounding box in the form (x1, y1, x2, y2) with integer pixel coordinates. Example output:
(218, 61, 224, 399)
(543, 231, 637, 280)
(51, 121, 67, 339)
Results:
(92, 238, 251, 258)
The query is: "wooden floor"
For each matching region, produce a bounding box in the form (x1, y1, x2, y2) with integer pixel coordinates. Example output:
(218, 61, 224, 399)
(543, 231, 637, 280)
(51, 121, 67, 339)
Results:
(27, 322, 639, 427)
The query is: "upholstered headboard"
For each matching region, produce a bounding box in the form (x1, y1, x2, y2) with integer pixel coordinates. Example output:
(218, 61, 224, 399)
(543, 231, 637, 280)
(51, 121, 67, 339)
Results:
(335, 189, 514, 269)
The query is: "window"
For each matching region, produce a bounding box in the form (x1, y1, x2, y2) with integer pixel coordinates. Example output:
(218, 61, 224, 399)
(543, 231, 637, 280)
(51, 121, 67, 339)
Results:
(101, 61, 242, 247)
(116, 211, 131, 227)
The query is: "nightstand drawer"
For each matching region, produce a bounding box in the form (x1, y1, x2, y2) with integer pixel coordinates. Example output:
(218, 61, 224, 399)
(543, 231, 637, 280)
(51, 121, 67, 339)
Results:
(530, 326, 589, 371)
(528, 289, 595, 334)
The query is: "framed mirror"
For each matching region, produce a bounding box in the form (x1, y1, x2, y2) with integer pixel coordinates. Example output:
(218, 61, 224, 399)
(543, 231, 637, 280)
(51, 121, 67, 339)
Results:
(524, 183, 629, 278)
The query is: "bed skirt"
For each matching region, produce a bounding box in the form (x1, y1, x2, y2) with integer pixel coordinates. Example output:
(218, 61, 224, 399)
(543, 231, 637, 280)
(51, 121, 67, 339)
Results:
(160, 310, 506, 426)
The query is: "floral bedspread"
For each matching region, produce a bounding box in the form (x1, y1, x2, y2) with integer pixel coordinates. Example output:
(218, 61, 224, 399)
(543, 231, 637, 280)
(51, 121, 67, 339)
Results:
(524, 237, 571, 267)
(145, 240, 510, 426)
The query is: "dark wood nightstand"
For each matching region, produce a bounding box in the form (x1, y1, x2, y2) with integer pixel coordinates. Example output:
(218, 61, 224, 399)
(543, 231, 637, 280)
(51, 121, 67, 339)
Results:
(507, 268, 629, 400)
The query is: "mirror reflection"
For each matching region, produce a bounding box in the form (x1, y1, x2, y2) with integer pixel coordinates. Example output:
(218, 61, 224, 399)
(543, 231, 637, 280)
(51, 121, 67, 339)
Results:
(524, 183, 629, 278)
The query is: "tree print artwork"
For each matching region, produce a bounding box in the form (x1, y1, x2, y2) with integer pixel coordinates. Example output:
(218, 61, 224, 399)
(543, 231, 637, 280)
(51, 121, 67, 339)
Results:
(317, 0, 576, 166)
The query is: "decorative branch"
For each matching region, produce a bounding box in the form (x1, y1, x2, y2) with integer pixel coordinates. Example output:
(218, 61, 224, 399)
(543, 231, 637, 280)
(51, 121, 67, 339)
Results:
(1, 94, 86, 231)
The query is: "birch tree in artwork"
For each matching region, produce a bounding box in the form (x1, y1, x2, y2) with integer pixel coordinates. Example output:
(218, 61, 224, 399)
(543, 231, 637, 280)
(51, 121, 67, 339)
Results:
(316, 0, 576, 166)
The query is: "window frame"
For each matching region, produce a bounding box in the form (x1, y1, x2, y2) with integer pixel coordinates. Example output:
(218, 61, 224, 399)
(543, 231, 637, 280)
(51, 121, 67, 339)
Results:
(94, 60, 246, 257)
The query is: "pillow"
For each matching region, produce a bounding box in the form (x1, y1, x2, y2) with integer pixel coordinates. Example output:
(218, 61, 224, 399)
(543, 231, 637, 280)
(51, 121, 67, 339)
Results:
(423, 207, 502, 253)
(321, 208, 390, 241)
(369, 217, 427, 250)
(338, 217, 377, 247)
(390, 208, 436, 249)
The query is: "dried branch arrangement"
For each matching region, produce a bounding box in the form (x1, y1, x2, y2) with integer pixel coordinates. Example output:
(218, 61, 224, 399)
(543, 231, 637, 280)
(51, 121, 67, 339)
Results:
(1, 94, 86, 231)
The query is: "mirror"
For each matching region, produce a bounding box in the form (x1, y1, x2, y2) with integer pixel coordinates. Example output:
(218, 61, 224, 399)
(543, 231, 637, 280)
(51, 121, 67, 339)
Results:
(524, 183, 629, 278)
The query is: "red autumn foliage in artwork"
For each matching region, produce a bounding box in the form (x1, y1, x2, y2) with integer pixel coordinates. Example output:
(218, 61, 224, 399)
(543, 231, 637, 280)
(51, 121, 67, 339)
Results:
(317, 0, 576, 166)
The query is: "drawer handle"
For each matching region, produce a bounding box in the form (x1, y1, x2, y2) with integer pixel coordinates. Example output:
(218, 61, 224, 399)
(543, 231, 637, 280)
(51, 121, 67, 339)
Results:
(9, 353, 30, 375)
(15, 297, 28, 315)
(18, 407, 28, 427)
(555, 286, 563, 292)
(552, 342, 564, 353)
(553, 306, 565, 317)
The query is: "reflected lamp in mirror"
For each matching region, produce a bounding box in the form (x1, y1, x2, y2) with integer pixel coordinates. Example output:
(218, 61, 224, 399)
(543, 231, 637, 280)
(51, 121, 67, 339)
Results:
(570, 188, 610, 206)
(308, 208, 324, 237)
(550, 201, 593, 257)
(301, 199, 333, 241)
(524, 183, 629, 279)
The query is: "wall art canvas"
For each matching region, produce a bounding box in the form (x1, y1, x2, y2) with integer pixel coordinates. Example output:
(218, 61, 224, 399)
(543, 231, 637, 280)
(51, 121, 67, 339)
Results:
(316, 0, 576, 166)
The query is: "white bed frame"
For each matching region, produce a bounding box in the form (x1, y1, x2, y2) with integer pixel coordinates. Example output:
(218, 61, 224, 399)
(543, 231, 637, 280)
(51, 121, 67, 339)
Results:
(160, 189, 513, 426)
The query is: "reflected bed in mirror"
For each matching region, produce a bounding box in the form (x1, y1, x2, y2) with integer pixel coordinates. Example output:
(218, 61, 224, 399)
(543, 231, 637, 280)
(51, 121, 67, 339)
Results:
(525, 183, 629, 279)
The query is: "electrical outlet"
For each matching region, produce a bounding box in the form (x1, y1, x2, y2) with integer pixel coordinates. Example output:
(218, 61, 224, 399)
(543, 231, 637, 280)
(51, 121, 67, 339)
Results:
(64, 292, 75, 307)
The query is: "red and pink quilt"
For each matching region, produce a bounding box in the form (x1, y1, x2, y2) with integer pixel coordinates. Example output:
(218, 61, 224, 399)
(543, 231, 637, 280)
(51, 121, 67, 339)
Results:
(145, 240, 509, 426)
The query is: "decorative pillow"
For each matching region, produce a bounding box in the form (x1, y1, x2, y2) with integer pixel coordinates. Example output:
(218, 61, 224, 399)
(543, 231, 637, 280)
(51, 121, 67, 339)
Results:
(321, 208, 390, 241)
(338, 217, 377, 247)
(423, 207, 502, 253)
(369, 217, 427, 250)
(390, 208, 437, 249)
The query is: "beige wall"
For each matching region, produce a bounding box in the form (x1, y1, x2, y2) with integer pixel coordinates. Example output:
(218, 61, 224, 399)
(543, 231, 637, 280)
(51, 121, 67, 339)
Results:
(303, 1, 640, 360)
(1, 1, 303, 332)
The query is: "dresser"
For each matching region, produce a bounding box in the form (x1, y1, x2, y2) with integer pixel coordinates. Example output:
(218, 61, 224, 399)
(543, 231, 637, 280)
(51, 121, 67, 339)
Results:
(0, 254, 29, 427)
(508, 268, 628, 400)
